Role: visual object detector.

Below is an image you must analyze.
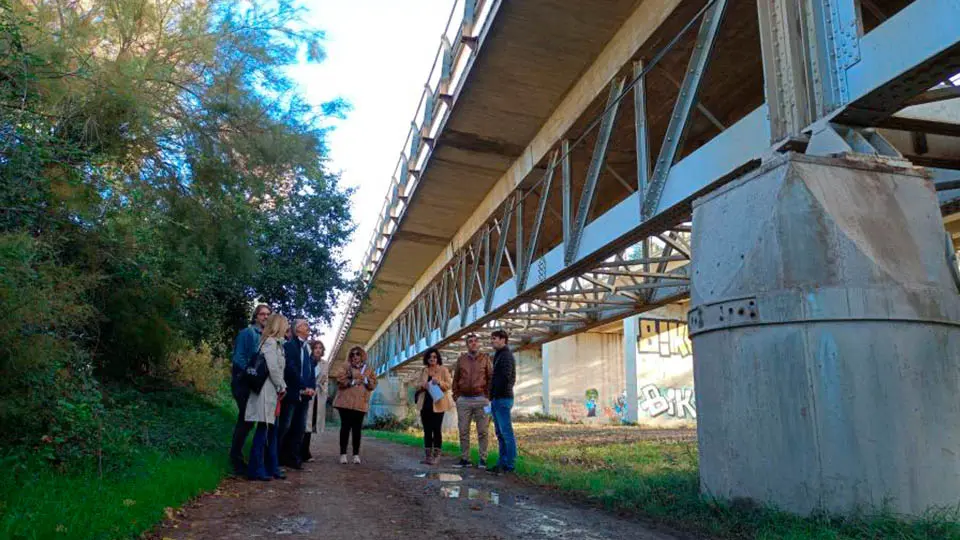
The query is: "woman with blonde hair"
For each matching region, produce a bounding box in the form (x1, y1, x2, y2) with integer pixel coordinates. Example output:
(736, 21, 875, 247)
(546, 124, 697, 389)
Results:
(333, 346, 377, 464)
(246, 313, 288, 481)
(415, 347, 453, 465)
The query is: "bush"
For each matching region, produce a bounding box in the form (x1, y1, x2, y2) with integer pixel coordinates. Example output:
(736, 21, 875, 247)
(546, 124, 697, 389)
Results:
(0, 233, 100, 456)
(168, 342, 227, 396)
(367, 412, 414, 432)
(516, 412, 561, 423)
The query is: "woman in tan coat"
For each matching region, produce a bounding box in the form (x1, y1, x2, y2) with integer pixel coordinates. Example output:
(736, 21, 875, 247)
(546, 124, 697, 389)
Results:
(415, 347, 453, 465)
(245, 313, 288, 481)
(333, 346, 377, 464)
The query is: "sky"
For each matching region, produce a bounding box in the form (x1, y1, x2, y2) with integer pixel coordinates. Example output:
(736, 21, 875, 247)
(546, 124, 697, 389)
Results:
(287, 0, 457, 338)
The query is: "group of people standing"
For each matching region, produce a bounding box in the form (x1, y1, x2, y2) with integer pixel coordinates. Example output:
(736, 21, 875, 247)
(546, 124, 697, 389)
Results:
(228, 304, 332, 480)
(415, 330, 517, 475)
(229, 304, 518, 479)
(228, 304, 380, 479)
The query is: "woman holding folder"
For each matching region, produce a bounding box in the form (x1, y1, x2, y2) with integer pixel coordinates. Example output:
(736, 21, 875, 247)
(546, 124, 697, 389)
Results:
(415, 347, 453, 465)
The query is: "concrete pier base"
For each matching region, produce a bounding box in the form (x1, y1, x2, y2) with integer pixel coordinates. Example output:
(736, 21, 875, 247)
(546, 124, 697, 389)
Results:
(689, 154, 960, 515)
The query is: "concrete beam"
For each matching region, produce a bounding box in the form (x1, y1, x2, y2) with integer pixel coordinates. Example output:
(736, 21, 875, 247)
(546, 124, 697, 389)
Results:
(363, 0, 685, 349)
(541, 343, 551, 416)
(623, 316, 640, 423)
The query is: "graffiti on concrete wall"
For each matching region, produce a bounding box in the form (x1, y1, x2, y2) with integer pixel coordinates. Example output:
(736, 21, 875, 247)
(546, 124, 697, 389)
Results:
(638, 384, 696, 419)
(639, 320, 692, 357)
(613, 391, 628, 420)
(555, 398, 587, 422)
(585, 388, 599, 417)
(557, 387, 695, 423)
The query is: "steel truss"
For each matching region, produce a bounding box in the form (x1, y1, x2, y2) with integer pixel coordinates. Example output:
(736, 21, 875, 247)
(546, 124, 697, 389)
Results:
(372, 232, 692, 377)
(335, 0, 960, 376)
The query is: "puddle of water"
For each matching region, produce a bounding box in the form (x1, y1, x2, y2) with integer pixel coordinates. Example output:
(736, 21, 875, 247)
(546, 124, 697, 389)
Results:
(414, 472, 463, 482)
(437, 485, 500, 505)
(467, 488, 500, 505)
(264, 516, 315, 535)
(515, 510, 607, 540)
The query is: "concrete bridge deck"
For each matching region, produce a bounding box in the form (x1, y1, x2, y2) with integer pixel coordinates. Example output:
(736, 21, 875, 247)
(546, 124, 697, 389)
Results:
(333, 0, 960, 375)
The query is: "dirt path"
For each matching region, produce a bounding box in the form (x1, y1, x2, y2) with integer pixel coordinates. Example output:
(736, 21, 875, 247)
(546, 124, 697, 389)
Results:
(149, 432, 686, 540)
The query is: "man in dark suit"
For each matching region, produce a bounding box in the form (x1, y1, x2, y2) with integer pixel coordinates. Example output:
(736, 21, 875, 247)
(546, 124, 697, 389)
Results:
(278, 318, 316, 469)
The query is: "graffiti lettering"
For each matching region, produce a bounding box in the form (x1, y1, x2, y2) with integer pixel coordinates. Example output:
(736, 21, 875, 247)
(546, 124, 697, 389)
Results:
(639, 384, 696, 419)
(639, 384, 670, 416)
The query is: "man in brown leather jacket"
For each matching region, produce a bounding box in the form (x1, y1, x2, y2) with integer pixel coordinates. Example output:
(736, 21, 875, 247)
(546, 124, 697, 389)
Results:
(451, 333, 493, 468)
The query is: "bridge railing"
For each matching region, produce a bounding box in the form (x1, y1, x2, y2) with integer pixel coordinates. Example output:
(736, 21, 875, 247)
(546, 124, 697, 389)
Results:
(330, 0, 502, 361)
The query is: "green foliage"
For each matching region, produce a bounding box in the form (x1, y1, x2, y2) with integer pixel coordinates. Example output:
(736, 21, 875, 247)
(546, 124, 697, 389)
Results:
(167, 342, 227, 396)
(0, 233, 102, 459)
(515, 411, 561, 423)
(0, 0, 354, 459)
(367, 411, 416, 432)
(0, 383, 237, 539)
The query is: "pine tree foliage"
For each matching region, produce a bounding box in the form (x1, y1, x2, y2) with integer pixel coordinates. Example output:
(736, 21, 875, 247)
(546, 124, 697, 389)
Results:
(0, 0, 355, 452)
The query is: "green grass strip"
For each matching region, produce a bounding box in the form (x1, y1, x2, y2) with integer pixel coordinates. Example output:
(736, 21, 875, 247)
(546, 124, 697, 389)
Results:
(0, 452, 228, 539)
(368, 430, 960, 540)
(0, 384, 236, 540)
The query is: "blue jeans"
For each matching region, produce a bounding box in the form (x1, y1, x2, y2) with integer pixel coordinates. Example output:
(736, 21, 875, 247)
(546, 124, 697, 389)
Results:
(491, 398, 516, 470)
(248, 422, 281, 479)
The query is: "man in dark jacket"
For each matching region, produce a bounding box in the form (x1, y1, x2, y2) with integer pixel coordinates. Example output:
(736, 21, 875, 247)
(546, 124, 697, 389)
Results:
(229, 304, 271, 476)
(488, 329, 517, 474)
(279, 318, 316, 469)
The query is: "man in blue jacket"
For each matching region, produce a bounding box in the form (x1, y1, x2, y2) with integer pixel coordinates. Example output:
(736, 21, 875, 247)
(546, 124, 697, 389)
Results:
(229, 303, 271, 476)
(279, 318, 316, 469)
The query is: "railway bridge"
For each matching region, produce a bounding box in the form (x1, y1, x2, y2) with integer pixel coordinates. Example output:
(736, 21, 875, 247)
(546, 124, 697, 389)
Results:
(331, 0, 960, 516)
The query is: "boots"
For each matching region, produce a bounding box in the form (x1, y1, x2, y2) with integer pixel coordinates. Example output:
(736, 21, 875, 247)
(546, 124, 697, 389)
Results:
(421, 448, 432, 465)
(432, 447, 441, 465)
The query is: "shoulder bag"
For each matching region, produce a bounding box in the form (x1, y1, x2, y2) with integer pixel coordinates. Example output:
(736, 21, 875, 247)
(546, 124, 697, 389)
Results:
(244, 339, 269, 393)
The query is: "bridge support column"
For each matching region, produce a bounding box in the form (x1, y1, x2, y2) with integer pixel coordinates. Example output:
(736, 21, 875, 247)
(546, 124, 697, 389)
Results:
(688, 153, 960, 515)
(541, 344, 551, 416)
(623, 316, 640, 424)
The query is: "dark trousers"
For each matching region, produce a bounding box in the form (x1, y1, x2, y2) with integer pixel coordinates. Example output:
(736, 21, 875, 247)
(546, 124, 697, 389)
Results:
(281, 399, 309, 465)
(421, 408, 444, 449)
(247, 422, 281, 479)
(337, 408, 365, 455)
(276, 398, 297, 464)
(229, 373, 253, 468)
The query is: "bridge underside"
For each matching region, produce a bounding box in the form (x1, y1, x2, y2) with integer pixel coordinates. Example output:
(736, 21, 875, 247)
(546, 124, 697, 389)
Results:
(333, 0, 960, 518)
(334, 0, 960, 381)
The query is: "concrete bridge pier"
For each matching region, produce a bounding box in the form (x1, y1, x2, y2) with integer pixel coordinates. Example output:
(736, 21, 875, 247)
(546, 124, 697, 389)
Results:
(688, 153, 960, 515)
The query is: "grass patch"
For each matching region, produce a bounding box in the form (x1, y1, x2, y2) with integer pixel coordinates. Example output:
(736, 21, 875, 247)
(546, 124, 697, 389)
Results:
(369, 426, 960, 540)
(0, 382, 237, 539)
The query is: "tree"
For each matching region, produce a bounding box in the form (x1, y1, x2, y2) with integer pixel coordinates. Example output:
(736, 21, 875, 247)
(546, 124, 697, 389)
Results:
(0, 0, 355, 448)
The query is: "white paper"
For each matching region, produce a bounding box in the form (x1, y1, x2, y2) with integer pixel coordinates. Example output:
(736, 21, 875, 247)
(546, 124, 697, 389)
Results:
(427, 380, 444, 401)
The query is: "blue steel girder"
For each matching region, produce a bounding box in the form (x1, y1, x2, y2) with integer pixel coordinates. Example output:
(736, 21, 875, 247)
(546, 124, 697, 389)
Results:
(348, 0, 960, 375)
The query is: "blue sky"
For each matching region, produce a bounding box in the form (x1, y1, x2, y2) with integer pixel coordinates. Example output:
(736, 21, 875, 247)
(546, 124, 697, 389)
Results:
(287, 0, 456, 335)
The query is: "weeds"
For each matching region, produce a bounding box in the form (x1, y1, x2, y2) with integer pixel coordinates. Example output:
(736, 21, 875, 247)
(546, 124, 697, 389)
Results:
(0, 382, 236, 539)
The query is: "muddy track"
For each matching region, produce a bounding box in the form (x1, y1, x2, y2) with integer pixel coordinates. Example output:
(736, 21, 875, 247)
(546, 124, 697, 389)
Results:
(149, 433, 688, 540)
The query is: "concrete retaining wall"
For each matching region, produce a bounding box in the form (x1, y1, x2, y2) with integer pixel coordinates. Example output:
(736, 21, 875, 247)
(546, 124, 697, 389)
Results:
(543, 322, 694, 426)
